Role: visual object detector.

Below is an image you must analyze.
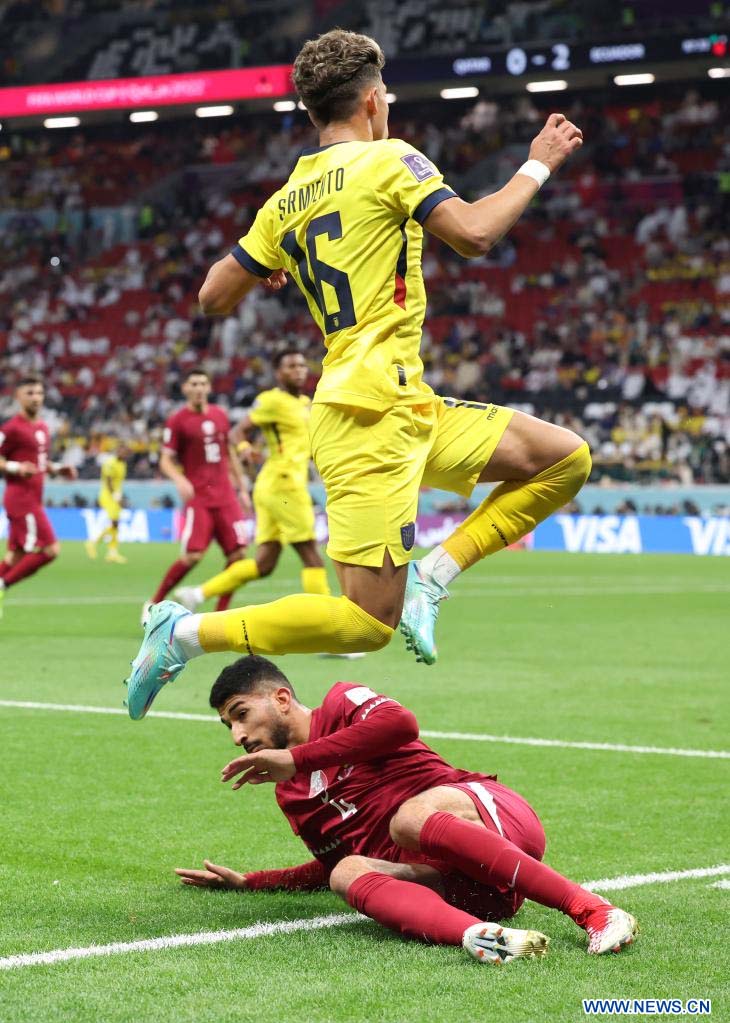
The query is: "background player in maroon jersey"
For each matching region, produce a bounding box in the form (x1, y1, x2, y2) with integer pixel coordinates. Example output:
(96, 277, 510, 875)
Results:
(143, 368, 250, 624)
(0, 376, 77, 614)
(175, 656, 638, 963)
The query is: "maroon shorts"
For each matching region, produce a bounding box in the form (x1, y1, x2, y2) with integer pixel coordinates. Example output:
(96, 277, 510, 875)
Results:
(394, 776, 546, 923)
(179, 498, 248, 556)
(441, 777, 546, 921)
(5, 506, 56, 552)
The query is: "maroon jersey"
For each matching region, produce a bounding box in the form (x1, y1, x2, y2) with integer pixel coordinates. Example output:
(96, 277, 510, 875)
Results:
(162, 404, 236, 507)
(276, 683, 495, 870)
(0, 415, 50, 512)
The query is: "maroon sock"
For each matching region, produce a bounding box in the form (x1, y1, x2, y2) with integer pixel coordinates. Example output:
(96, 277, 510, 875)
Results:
(2, 551, 55, 588)
(215, 592, 233, 612)
(420, 812, 600, 920)
(347, 871, 480, 945)
(151, 559, 193, 603)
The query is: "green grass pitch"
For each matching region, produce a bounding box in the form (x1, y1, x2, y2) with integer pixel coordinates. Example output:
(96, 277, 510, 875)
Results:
(0, 542, 728, 1022)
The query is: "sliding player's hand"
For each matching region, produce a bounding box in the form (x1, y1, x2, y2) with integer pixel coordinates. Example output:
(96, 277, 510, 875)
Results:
(174, 860, 248, 889)
(221, 749, 296, 788)
(263, 269, 288, 292)
(529, 113, 583, 173)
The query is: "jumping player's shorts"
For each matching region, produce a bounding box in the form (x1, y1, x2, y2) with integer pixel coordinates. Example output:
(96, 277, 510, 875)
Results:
(179, 498, 248, 556)
(99, 493, 122, 523)
(6, 506, 56, 552)
(253, 474, 316, 547)
(309, 396, 513, 567)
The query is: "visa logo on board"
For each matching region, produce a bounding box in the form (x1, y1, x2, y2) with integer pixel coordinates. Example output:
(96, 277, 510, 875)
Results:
(556, 515, 642, 554)
(683, 517, 730, 556)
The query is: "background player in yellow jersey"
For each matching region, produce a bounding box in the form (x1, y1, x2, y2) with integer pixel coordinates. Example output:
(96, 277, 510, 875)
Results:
(174, 350, 331, 609)
(86, 442, 129, 564)
(126, 28, 589, 717)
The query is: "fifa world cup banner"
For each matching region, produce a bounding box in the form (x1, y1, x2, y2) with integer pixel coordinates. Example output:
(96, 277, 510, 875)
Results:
(533, 515, 730, 556)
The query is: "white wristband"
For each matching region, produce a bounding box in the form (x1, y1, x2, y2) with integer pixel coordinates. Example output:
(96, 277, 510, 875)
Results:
(4, 460, 21, 474)
(517, 159, 551, 188)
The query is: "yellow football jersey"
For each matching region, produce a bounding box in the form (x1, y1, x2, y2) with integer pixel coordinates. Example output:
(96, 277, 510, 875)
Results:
(233, 139, 457, 412)
(249, 388, 312, 486)
(100, 455, 126, 500)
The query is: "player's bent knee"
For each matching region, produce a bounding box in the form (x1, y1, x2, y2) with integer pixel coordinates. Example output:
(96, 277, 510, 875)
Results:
(329, 855, 374, 898)
(45, 542, 60, 558)
(183, 552, 202, 566)
(388, 805, 423, 851)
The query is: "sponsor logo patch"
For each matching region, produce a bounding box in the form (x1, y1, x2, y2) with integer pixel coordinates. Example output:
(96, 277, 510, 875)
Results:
(401, 152, 436, 182)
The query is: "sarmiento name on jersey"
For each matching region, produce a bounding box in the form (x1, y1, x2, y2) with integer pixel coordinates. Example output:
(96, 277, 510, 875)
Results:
(278, 168, 345, 220)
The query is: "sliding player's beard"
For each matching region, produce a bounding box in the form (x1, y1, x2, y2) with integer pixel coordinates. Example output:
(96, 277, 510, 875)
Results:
(258, 708, 291, 752)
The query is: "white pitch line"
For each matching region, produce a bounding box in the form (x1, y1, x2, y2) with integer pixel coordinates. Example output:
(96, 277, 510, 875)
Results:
(0, 700, 215, 723)
(420, 729, 730, 760)
(1, 700, 728, 759)
(1, 864, 728, 971)
(0, 912, 362, 971)
(583, 864, 730, 892)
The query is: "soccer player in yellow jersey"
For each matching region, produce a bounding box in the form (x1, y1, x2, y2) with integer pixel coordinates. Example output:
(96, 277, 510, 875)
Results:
(174, 350, 331, 609)
(86, 443, 128, 564)
(126, 28, 589, 718)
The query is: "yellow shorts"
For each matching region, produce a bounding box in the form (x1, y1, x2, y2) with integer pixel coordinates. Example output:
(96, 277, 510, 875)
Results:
(253, 474, 316, 547)
(99, 495, 122, 522)
(310, 396, 513, 567)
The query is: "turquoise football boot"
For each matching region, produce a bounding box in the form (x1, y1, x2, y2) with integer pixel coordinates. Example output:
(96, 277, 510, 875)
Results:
(398, 561, 448, 665)
(124, 600, 191, 719)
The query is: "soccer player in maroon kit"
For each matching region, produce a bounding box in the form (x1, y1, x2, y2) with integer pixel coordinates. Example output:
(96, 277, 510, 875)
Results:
(143, 368, 250, 623)
(0, 376, 77, 614)
(176, 656, 638, 963)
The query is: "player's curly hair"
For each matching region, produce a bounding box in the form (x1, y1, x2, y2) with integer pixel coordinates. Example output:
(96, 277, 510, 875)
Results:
(293, 28, 385, 126)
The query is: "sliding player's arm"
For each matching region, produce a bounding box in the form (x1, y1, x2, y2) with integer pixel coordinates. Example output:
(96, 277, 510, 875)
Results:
(175, 858, 328, 891)
(425, 113, 583, 258)
(199, 197, 287, 316)
(221, 687, 419, 787)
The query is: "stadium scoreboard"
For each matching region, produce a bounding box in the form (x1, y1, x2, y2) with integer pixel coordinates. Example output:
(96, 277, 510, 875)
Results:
(387, 30, 729, 83)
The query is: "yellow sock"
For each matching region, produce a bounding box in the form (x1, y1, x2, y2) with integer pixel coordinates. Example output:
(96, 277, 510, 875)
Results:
(107, 524, 119, 553)
(198, 594, 393, 655)
(201, 558, 260, 599)
(301, 566, 331, 595)
(443, 442, 592, 568)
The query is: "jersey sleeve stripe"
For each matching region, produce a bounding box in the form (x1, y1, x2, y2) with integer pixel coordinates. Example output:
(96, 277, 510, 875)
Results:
(412, 187, 458, 225)
(230, 244, 274, 278)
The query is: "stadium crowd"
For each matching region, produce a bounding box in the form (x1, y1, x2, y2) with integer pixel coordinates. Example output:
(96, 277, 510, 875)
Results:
(1, 85, 729, 494)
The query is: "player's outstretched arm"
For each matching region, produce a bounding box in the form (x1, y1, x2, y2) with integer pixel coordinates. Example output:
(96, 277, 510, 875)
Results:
(175, 860, 248, 889)
(199, 254, 287, 316)
(425, 112, 583, 258)
(175, 859, 328, 892)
